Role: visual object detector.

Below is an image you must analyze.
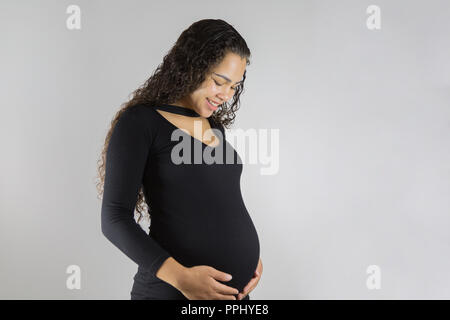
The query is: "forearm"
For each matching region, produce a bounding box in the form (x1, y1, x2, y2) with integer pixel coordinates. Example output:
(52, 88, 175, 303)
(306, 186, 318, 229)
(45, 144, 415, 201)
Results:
(156, 256, 188, 290)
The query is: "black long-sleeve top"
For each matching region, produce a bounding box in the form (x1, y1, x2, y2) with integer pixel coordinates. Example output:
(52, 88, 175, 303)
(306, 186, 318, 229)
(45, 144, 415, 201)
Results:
(101, 103, 260, 294)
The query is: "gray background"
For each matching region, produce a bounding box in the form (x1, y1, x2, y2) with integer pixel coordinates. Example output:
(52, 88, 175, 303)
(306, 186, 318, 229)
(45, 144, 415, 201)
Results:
(1, 0, 449, 299)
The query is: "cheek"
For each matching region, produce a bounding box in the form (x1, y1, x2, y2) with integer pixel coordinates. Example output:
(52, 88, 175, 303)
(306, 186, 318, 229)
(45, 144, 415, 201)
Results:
(207, 86, 220, 96)
(200, 82, 220, 98)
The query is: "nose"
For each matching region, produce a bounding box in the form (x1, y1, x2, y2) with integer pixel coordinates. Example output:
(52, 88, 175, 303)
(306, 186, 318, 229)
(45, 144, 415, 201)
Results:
(217, 88, 232, 103)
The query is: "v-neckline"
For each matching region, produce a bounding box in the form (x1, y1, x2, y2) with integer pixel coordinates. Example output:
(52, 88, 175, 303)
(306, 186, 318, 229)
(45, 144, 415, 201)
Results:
(151, 105, 222, 149)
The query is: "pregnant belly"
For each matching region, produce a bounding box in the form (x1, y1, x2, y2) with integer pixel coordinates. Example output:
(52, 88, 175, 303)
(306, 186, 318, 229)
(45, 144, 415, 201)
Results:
(150, 209, 260, 293)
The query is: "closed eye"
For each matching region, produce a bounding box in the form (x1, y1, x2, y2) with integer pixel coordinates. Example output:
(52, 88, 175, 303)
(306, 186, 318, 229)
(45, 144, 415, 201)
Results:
(214, 79, 237, 91)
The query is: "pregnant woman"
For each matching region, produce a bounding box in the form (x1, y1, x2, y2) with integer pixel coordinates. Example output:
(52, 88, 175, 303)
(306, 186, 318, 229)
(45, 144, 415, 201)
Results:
(97, 19, 262, 300)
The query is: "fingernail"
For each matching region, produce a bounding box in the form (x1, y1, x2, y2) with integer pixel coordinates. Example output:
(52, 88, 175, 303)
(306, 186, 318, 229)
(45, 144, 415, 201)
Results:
(226, 274, 232, 280)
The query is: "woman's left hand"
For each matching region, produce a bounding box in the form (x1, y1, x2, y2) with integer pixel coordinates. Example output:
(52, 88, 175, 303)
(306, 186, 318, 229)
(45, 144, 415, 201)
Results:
(237, 257, 263, 300)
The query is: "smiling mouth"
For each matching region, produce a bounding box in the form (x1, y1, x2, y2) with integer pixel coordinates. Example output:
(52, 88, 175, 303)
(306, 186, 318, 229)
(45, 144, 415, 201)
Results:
(206, 98, 220, 111)
(207, 98, 221, 106)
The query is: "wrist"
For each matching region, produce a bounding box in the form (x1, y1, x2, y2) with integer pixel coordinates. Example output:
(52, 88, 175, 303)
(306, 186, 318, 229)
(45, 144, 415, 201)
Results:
(155, 257, 188, 290)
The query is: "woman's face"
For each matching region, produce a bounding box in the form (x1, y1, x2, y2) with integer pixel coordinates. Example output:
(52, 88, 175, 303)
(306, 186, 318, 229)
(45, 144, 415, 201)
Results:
(175, 52, 247, 117)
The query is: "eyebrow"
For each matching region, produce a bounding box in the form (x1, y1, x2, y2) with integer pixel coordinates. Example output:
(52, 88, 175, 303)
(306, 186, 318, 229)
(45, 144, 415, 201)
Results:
(212, 72, 244, 85)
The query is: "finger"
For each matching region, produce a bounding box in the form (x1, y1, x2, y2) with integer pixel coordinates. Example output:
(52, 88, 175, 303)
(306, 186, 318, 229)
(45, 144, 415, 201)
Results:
(214, 282, 239, 295)
(216, 294, 237, 300)
(243, 279, 257, 293)
(241, 275, 258, 295)
(243, 287, 253, 296)
(208, 267, 234, 282)
(247, 280, 260, 294)
(244, 283, 257, 295)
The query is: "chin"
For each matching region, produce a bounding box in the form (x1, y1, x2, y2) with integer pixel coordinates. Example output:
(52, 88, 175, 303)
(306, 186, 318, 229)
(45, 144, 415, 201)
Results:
(196, 104, 212, 117)
(194, 107, 205, 117)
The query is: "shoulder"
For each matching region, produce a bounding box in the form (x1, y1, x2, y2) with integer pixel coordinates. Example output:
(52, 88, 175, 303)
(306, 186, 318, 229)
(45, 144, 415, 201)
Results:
(113, 104, 161, 142)
(121, 104, 158, 121)
(118, 104, 162, 128)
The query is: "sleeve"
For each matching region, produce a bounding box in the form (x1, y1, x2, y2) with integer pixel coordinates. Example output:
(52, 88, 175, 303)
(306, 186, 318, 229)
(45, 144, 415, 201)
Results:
(100, 107, 171, 277)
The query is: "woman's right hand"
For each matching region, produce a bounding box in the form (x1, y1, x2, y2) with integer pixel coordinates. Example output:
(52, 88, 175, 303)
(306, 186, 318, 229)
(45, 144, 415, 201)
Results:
(177, 265, 239, 300)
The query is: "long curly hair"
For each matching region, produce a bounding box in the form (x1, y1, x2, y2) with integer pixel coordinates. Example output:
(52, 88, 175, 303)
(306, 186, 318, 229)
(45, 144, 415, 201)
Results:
(96, 19, 251, 223)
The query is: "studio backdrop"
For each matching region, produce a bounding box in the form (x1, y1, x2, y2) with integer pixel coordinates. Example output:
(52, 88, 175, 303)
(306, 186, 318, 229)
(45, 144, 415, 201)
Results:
(1, 0, 449, 299)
